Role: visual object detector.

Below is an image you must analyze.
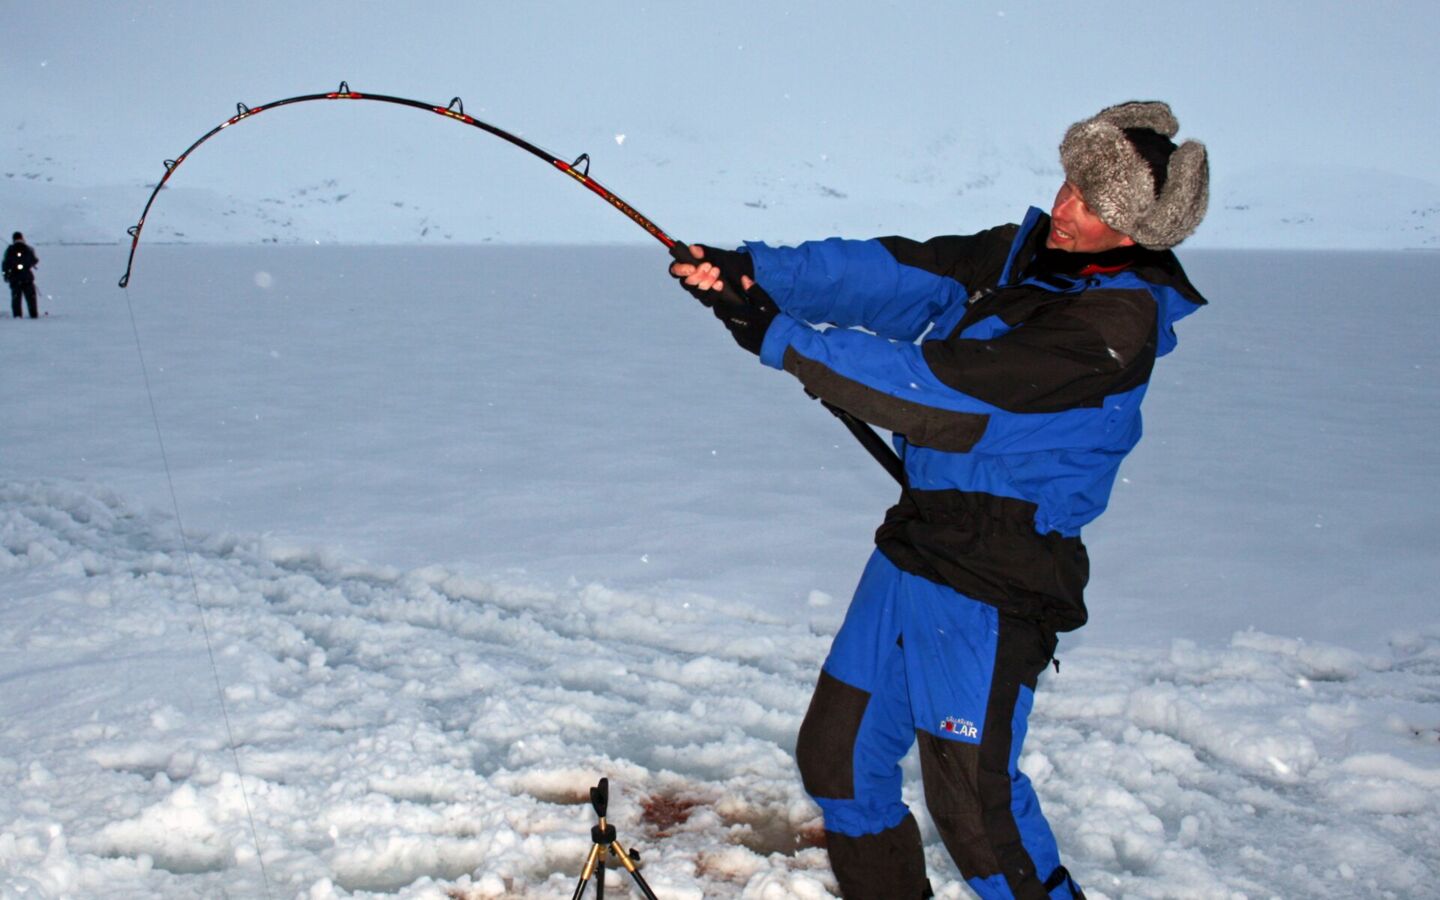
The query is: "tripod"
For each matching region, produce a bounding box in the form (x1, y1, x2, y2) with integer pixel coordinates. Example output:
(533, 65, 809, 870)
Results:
(571, 778, 659, 900)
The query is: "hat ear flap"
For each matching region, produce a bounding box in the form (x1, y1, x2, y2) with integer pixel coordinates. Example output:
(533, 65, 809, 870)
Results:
(1132, 140, 1209, 249)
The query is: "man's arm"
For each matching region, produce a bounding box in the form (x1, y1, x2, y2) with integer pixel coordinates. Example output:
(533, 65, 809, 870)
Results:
(760, 288, 1158, 452)
(670, 226, 1016, 341)
(743, 227, 1016, 340)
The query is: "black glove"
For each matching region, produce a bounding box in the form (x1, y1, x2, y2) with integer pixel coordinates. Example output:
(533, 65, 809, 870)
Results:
(668, 243, 755, 308)
(710, 282, 779, 356)
(669, 243, 777, 355)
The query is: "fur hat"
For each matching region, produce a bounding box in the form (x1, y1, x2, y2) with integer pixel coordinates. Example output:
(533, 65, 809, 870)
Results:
(1059, 101, 1208, 250)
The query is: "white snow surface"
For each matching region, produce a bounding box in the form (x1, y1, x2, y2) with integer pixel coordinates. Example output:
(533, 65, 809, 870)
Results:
(2, 245, 1438, 898)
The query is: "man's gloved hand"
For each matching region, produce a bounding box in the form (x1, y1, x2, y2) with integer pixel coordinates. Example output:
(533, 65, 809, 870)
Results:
(669, 243, 777, 355)
(709, 283, 778, 356)
(668, 243, 755, 308)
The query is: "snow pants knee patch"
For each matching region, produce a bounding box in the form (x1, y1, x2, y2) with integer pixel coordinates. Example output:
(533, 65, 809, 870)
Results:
(796, 669, 871, 799)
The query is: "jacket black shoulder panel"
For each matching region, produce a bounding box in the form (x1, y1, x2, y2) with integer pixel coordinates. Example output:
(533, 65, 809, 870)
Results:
(1132, 250, 1207, 307)
(923, 286, 1159, 413)
(877, 225, 1019, 294)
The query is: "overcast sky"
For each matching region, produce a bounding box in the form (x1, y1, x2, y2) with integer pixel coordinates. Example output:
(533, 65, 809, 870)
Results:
(5, 1, 1440, 246)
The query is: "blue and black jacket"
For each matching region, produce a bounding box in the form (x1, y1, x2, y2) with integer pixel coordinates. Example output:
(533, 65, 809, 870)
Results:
(745, 208, 1207, 632)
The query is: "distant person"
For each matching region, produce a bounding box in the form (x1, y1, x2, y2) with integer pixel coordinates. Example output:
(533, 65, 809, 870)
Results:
(4, 231, 40, 319)
(670, 101, 1209, 898)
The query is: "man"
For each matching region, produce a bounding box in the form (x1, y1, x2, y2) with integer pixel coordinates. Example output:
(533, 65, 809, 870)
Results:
(669, 101, 1208, 899)
(4, 232, 40, 319)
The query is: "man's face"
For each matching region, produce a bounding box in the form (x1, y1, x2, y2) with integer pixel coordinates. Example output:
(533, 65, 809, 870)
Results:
(1046, 182, 1135, 253)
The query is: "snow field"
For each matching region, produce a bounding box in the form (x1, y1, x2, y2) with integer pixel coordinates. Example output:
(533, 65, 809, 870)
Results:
(3, 480, 1438, 898)
(1, 481, 836, 898)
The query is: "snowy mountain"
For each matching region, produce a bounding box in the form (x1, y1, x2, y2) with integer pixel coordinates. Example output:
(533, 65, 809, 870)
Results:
(6, 121, 1440, 250)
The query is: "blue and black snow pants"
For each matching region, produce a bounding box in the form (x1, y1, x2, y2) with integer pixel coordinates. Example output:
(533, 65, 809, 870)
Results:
(796, 551, 1084, 899)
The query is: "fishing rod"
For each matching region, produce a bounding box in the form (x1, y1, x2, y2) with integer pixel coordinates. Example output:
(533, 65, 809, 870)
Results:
(118, 81, 676, 286)
(119, 82, 906, 485)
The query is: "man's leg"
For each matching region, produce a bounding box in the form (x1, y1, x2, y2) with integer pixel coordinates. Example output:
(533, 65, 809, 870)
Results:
(23, 282, 37, 318)
(905, 593, 1081, 900)
(10, 283, 20, 318)
(795, 551, 929, 898)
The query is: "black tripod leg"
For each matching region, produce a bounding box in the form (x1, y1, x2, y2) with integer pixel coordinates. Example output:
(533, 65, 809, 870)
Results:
(626, 867, 660, 900)
(571, 843, 601, 900)
(612, 843, 660, 900)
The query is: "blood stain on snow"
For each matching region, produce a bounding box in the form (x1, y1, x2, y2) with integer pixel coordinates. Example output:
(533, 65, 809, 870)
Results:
(640, 791, 703, 835)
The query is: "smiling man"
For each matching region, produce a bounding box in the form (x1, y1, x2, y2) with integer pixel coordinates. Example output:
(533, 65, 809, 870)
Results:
(670, 101, 1208, 899)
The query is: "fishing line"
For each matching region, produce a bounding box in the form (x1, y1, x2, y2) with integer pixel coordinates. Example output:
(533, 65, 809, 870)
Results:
(120, 285, 274, 897)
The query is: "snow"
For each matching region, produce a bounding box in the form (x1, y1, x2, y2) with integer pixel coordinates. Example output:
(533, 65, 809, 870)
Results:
(2, 244, 1439, 898)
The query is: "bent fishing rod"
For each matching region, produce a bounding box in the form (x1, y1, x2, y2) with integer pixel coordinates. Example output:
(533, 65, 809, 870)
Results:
(119, 82, 906, 486)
